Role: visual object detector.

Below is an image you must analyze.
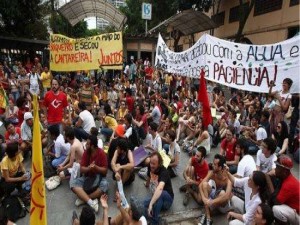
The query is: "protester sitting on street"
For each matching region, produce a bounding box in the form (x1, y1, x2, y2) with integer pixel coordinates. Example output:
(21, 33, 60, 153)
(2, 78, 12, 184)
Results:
(46, 124, 71, 169)
(271, 121, 289, 156)
(0, 143, 29, 196)
(70, 135, 108, 212)
(180, 146, 209, 206)
(227, 170, 269, 225)
(111, 138, 135, 186)
(100, 103, 118, 141)
(144, 152, 174, 225)
(107, 124, 126, 166)
(220, 125, 239, 174)
(5, 99, 19, 125)
(74, 102, 96, 141)
(164, 130, 180, 178)
(227, 110, 241, 138)
(4, 121, 22, 146)
(253, 203, 274, 225)
(132, 104, 148, 142)
(57, 127, 84, 180)
(116, 100, 128, 124)
(199, 154, 232, 225)
(176, 106, 195, 142)
(266, 155, 299, 225)
(256, 138, 277, 176)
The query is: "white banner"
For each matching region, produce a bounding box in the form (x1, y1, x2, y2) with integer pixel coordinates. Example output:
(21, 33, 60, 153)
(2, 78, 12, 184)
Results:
(155, 33, 300, 93)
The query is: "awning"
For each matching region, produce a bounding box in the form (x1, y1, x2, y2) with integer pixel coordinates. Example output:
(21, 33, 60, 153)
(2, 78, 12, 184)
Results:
(58, 0, 127, 30)
(148, 9, 217, 35)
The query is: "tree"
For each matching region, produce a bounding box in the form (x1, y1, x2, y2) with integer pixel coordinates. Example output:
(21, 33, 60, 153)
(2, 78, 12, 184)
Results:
(0, 0, 48, 39)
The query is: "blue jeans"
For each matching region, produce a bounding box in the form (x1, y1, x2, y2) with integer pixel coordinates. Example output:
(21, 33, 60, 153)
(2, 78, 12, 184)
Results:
(163, 144, 170, 154)
(100, 128, 113, 139)
(52, 155, 67, 168)
(11, 91, 20, 102)
(144, 191, 173, 225)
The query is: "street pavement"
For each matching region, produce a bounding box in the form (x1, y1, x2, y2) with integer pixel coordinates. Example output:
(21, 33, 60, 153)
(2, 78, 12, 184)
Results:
(16, 141, 300, 225)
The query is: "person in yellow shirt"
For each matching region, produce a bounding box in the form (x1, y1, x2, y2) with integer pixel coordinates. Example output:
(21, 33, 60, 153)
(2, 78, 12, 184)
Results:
(0, 143, 29, 196)
(40, 66, 52, 93)
(100, 103, 117, 141)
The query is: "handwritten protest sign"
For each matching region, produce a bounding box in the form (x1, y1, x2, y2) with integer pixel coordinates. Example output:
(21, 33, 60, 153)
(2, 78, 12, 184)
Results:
(155, 34, 300, 93)
(50, 32, 123, 71)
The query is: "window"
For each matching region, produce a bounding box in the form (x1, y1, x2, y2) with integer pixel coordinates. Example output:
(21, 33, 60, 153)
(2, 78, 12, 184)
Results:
(254, 0, 283, 16)
(290, 0, 299, 6)
(229, 3, 249, 23)
(288, 26, 299, 39)
(212, 11, 225, 26)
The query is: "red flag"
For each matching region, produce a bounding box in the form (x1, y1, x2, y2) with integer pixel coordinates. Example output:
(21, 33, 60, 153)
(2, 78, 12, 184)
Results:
(198, 69, 212, 128)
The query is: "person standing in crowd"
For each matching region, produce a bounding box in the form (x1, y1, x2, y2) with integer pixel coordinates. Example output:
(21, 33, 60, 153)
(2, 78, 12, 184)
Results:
(28, 66, 41, 95)
(78, 77, 94, 112)
(267, 155, 299, 225)
(44, 78, 68, 131)
(144, 152, 174, 225)
(8, 72, 19, 102)
(40, 66, 52, 95)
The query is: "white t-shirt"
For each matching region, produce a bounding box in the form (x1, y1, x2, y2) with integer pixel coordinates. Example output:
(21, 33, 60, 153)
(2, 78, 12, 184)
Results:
(234, 177, 262, 225)
(168, 142, 181, 175)
(79, 110, 96, 133)
(275, 91, 291, 106)
(256, 150, 277, 173)
(124, 126, 133, 138)
(255, 127, 267, 141)
(237, 155, 256, 178)
(146, 133, 162, 152)
(151, 105, 161, 125)
(140, 216, 147, 225)
(54, 134, 71, 158)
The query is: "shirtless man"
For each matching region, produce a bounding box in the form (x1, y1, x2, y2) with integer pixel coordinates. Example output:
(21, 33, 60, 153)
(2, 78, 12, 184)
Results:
(199, 154, 232, 225)
(57, 127, 84, 179)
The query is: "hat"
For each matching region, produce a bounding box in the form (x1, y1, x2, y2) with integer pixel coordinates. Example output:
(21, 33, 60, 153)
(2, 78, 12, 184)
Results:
(275, 154, 293, 170)
(172, 103, 178, 109)
(115, 124, 125, 138)
(24, 112, 33, 121)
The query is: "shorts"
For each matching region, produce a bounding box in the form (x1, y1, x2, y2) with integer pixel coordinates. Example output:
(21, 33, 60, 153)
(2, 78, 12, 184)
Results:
(70, 174, 108, 193)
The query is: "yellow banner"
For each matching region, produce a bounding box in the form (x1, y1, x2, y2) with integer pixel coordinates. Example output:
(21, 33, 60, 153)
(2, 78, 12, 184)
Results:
(30, 95, 47, 225)
(50, 32, 123, 71)
(0, 87, 8, 109)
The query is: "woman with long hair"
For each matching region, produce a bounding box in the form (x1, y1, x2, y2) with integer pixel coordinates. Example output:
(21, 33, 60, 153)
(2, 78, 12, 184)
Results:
(272, 120, 289, 156)
(227, 171, 269, 225)
(253, 203, 274, 225)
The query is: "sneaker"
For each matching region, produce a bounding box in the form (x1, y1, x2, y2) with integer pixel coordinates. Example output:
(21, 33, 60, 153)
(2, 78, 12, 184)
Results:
(179, 184, 187, 192)
(90, 199, 99, 213)
(183, 192, 190, 206)
(75, 198, 85, 206)
(198, 214, 206, 225)
(206, 218, 213, 225)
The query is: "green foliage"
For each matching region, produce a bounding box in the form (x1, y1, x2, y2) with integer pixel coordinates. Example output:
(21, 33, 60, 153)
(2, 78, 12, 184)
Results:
(0, 0, 49, 39)
(120, 0, 178, 35)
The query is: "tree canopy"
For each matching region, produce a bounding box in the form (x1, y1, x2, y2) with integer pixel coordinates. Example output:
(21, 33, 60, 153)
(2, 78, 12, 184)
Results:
(0, 0, 48, 39)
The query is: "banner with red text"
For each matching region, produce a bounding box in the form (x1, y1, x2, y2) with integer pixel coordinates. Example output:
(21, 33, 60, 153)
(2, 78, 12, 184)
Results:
(155, 33, 300, 93)
(50, 32, 123, 71)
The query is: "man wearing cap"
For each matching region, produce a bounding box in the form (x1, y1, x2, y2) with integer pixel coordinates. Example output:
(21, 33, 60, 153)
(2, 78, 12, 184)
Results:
(267, 154, 299, 225)
(78, 77, 94, 112)
(20, 112, 47, 154)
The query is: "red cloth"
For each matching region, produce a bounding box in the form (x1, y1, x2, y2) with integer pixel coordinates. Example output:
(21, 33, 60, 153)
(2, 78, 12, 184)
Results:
(5, 127, 22, 144)
(44, 90, 68, 124)
(191, 157, 209, 182)
(81, 148, 108, 177)
(220, 138, 237, 161)
(197, 69, 212, 128)
(277, 174, 300, 213)
(126, 96, 135, 113)
(145, 67, 153, 80)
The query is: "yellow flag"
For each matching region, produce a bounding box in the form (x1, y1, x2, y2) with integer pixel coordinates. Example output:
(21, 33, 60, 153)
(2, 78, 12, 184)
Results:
(0, 87, 8, 109)
(30, 95, 47, 225)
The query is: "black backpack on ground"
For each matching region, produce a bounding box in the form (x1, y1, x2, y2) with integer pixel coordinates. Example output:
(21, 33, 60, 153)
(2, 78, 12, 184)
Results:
(0, 195, 27, 223)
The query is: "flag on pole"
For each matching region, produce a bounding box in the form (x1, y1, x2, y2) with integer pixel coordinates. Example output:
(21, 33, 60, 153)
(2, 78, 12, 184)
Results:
(0, 87, 8, 109)
(197, 69, 212, 129)
(30, 95, 47, 225)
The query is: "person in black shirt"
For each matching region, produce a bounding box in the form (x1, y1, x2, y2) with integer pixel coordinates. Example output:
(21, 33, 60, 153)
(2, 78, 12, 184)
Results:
(144, 152, 174, 225)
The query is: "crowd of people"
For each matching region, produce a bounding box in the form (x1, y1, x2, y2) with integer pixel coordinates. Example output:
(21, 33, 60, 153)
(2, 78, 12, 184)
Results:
(0, 57, 299, 225)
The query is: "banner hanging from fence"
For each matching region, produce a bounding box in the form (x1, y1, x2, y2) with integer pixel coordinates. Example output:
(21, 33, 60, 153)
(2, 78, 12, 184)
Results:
(155, 33, 300, 93)
(50, 32, 123, 71)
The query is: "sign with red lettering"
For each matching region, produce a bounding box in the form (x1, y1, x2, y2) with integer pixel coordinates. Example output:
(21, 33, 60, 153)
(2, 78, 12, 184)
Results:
(155, 34, 300, 93)
(50, 32, 123, 71)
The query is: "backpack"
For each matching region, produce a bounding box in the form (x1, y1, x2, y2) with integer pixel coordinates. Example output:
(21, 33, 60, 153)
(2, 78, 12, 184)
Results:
(0, 196, 27, 223)
(128, 126, 141, 150)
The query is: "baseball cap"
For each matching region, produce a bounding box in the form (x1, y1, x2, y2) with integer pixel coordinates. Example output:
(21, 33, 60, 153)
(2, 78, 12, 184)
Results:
(115, 124, 125, 138)
(275, 154, 293, 170)
(24, 112, 33, 121)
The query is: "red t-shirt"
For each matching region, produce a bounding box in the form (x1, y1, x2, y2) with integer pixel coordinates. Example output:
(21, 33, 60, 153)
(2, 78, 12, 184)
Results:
(44, 91, 68, 124)
(277, 174, 300, 213)
(145, 67, 153, 80)
(81, 148, 108, 177)
(5, 127, 22, 144)
(221, 138, 237, 161)
(177, 101, 183, 111)
(191, 157, 209, 182)
(126, 96, 135, 113)
(17, 108, 28, 127)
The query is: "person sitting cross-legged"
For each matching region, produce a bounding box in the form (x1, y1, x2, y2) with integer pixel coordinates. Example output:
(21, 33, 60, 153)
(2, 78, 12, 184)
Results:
(70, 135, 108, 212)
(180, 146, 209, 206)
